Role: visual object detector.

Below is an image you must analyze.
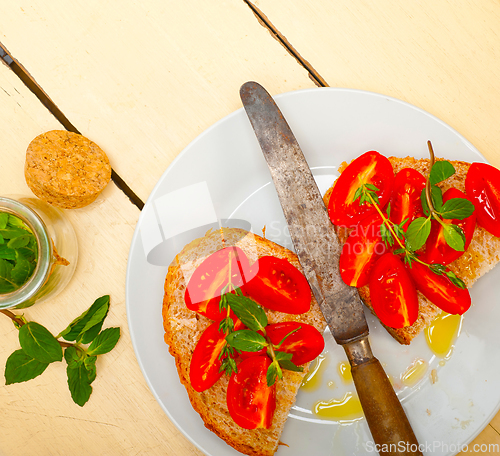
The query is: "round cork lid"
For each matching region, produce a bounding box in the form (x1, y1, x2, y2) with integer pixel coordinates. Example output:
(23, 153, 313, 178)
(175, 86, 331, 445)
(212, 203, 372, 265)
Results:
(25, 130, 112, 209)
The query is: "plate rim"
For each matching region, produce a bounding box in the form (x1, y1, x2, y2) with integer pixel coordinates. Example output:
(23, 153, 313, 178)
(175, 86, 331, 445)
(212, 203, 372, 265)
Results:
(125, 85, 496, 456)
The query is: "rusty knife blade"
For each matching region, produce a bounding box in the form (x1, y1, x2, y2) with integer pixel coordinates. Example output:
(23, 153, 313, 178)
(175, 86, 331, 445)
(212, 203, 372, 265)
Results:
(240, 81, 368, 344)
(240, 82, 423, 454)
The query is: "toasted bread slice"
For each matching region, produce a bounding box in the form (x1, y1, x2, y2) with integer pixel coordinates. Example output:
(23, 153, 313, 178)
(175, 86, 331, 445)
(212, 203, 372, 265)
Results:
(162, 227, 327, 456)
(323, 156, 500, 344)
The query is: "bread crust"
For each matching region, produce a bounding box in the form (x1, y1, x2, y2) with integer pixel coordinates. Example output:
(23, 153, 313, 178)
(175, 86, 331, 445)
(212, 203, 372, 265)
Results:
(162, 228, 326, 456)
(324, 156, 500, 344)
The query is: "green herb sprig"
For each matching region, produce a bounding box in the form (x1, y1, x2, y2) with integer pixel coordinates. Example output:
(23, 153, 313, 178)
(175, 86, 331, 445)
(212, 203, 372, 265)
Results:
(224, 293, 303, 386)
(217, 284, 242, 376)
(417, 142, 475, 252)
(0, 212, 38, 294)
(354, 141, 472, 288)
(2, 295, 120, 406)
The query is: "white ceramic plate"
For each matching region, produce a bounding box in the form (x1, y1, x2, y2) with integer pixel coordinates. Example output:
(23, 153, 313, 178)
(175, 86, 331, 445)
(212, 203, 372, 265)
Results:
(126, 87, 500, 456)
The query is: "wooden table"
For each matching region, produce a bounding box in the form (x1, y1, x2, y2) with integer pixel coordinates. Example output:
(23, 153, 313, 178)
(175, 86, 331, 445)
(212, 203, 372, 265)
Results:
(0, 1, 499, 454)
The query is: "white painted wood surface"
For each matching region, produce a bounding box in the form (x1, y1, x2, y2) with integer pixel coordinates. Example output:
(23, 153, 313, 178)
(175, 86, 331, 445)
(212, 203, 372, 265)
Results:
(0, 0, 317, 203)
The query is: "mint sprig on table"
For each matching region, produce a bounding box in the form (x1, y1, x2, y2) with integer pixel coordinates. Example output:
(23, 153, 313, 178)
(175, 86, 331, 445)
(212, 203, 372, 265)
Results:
(2, 295, 120, 406)
(224, 293, 303, 387)
(0, 212, 38, 294)
(354, 142, 472, 289)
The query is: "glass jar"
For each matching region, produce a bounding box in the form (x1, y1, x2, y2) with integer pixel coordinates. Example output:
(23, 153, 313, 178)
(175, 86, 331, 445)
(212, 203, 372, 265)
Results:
(0, 196, 78, 309)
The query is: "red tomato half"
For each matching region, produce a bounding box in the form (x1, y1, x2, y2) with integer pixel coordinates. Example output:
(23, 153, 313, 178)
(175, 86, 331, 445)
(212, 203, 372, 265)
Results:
(369, 253, 418, 328)
(328, 151, 394, 226)
(190, 318, 245, 392)
(227, 356, 276, 429)
(266, 322, 324, 365)
(423, 188, 476, 265)
(406, 261, 471, 315)
(244, 256, 311, 314)
(389, 168, 426, 230)
(465, 162, 500, 237)
(339, 213, 386, 287)
(185, 246, 251, 320)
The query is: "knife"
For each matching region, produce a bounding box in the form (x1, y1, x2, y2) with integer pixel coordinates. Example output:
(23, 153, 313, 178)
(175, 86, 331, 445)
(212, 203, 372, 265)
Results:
(240, 81, 422, 456)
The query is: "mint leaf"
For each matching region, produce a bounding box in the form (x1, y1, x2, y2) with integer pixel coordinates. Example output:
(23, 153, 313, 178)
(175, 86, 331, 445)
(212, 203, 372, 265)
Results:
(19, 322, 63, 363)
(0, 245, 16, 260)
(0, 258, 14, 288)
(67, 363, 92, 407)
(275, 351, 303, 372)
(266, 361, 279, 387)
(0, 213, 37, 292)
(7, 234, 31, 250)
(58, 295, 110, 342)
(277, 359, 303, 372)
(0, 213, 8, 230)
(87, 327, 121, 356)
(5, 349, 49, 384)
(430, 161, 455, 185)
(225, 330, 267, 352)
(405, 217, 431, 251)
(274, 350, 293, 362)
(7, 215, 29, 230)
(84, 356, 97, 384)
(225, 294, 267, 332)
(442, 224, 466, 252)
(78, 301, 110, 344)
(10, 252, 31, 285)
(439, 198, 475, 220)
(421, 186, 443, 216)
(0, 228, 28, 240)
(64, 346, 84, 369)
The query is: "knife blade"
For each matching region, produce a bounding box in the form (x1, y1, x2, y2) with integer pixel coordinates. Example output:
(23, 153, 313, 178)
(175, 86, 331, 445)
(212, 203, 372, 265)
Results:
(240, 81, 422, 456)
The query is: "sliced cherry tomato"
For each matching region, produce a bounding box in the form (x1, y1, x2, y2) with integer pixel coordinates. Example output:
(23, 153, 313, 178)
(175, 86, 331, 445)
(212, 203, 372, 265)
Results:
(405, 261, 471, 315)
(339, 213, 386, 287)
(227, 356, 276, 429)
(244, 256, 311, 314)
(389, 168, 426, 230)
(465, 162, 500, 237)
(266, 322, 324, 365)
(185, 246, 251, 320)
(190, 318, 244, 392)
(423, 188, 476, 265)
(369, 253, 418, 328)
(328, 151, 394, 226)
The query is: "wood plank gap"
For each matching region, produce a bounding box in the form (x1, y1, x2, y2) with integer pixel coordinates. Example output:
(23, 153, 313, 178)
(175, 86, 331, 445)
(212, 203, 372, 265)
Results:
(243, 0, 329, 88)
(490, 423, 500, 437)
(0, 42, 145, 211)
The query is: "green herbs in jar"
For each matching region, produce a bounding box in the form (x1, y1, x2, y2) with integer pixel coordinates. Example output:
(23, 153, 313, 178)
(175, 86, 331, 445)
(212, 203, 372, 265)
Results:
(0, 212, 38, 294)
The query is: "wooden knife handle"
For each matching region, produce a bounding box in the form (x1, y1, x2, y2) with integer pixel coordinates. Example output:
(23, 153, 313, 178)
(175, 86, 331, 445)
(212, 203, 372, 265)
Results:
(343, 336, 423, 456)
